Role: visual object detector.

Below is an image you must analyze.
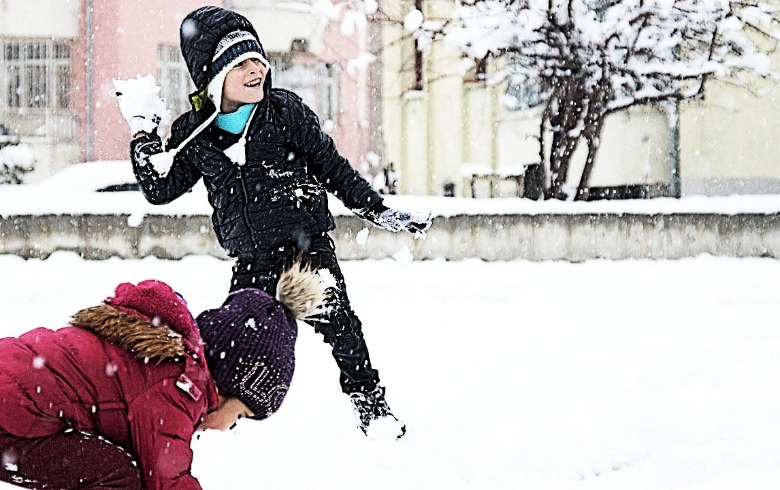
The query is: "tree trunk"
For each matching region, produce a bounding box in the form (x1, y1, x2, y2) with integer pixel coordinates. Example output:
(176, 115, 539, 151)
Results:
(574, 132, 602, 201)
(574, 111, 607, 201)
(575, 81, 611, 201)
(546, 78, 587, 200)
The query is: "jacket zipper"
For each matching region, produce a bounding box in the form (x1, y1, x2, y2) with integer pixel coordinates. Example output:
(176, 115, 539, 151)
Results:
(235, 164, 262, 250)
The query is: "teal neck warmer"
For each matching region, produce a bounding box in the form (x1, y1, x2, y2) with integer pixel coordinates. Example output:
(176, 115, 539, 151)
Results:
(215, 103, 257, 134)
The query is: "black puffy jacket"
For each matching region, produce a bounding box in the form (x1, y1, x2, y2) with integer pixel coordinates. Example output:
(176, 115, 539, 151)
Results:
(131, 6, 382, 256)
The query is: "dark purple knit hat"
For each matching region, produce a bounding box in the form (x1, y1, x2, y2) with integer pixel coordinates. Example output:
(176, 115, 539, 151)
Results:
(196, 288, 298, 421)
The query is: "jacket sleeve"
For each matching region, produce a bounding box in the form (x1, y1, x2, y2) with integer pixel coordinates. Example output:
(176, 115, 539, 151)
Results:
(289, 98, 383, 211)
(127, 381, 205, 490)
(130, 119, 202, 205)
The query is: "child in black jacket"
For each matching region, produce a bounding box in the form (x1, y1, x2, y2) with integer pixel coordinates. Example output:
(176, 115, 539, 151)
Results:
(122, 6, 431, 439)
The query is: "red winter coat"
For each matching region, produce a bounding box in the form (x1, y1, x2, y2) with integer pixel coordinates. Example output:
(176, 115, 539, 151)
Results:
(0, 283, 220, 490)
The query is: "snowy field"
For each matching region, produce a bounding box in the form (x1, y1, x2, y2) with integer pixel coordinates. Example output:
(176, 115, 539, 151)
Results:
(0, 252, 779, 489)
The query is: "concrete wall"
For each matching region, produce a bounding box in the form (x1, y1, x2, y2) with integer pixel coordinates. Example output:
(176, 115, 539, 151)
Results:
(400, 91, 429, 195)
(379, 5, 409, 188)
(2, 213, 779, 261)
(381, 0, 469, 197)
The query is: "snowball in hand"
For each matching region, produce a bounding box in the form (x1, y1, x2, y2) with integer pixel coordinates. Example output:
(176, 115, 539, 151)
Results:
(112, 74, 172, 135)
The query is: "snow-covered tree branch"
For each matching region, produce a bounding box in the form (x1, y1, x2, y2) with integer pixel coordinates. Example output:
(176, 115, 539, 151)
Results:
(441, 0, 780, 199)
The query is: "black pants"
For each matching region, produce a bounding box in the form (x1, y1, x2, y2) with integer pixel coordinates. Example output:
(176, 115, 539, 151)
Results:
(0, 428, 142, 489)
(230, 233, 380, 394)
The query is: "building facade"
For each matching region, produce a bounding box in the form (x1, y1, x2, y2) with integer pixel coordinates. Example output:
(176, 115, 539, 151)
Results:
(0, 0, 372, 181)
(378, 0, 780, 198)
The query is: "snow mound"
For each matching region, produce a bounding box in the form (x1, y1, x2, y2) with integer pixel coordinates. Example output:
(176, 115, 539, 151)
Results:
(365, 415, 406, 441)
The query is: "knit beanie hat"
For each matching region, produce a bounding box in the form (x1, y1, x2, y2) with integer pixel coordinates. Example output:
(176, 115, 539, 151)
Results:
(196, 262, 327, 420)
(103, 279, 205, 365)
(148, 23, 270, 173)
(207, 30, 269, 113)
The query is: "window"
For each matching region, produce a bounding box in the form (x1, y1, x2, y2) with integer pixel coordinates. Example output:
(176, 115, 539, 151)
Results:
(505, 80, 543, 111)
(157, 45, 194, 119)
(504, 53, 543, 111)
(0, 38, 74, 139)
(156, 46, 341, 127)
(270, 56, 340, 126)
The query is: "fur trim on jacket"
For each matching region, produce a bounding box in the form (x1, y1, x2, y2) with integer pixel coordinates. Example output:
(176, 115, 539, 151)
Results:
(70, 304, 185, 363)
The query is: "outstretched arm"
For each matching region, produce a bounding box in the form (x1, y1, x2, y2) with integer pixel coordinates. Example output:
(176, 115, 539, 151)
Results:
(115, 75, 199, 205)
(291, 99, 382, 211)
(291, 99, 432, 236)
(354, 201, 433, 237)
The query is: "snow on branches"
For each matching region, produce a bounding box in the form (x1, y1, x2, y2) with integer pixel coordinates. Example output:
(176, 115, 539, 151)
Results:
(448, 1, 779, 99)
(318, 0, 780, 199)
(442, 0, 780, 199)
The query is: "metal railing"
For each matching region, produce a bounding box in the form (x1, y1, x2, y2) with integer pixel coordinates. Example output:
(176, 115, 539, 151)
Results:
(0, 109, 77, 141)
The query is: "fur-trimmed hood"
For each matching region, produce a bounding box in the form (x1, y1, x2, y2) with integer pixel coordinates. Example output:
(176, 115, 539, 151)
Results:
(71, 304, 186, 363)
(70, 279, 206, 365)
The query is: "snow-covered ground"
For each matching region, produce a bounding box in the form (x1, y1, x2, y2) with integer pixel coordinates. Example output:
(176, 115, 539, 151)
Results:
(0, 252, 779, 489)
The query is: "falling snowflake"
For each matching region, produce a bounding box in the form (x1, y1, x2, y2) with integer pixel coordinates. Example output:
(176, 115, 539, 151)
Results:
(105, 362, 119, 377)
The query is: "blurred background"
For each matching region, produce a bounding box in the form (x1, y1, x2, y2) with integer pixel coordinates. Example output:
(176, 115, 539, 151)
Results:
(2, 0, 780, 201)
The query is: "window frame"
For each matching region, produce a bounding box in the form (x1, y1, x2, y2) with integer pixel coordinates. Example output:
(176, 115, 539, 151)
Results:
(0, 38, 75, 140)
(270, 55, 341, 127)
(156, 44, 194, 120)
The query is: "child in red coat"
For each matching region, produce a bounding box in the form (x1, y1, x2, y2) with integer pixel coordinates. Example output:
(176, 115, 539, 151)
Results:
(0, 265, 323, 489)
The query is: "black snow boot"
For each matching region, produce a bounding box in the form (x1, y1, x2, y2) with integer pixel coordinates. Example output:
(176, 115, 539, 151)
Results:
(349, 385, 406, 440)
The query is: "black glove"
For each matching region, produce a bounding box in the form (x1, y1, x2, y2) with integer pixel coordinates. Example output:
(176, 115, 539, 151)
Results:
(130, 131, 163, 166)
(355, 202, 433, 237)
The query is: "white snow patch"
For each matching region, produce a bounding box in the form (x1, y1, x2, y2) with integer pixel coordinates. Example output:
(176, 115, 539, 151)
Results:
(112, 74, 171, 135)
(364, 415, 405, 441)
(317, 268, 338, 289)
(356, 228, 369, 246)
(2, 251, 780, 489)
(404, 9, 424, 32)
(392, 246, 414, 265)
(127, 212, 145, 228)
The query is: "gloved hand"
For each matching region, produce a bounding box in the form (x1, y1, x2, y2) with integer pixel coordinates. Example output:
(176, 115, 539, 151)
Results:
(112, 75, 172, 137)
(355, 202, 433, 237)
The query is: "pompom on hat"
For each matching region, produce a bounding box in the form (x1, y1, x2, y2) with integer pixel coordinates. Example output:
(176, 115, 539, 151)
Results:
(197, 262, 327, 420)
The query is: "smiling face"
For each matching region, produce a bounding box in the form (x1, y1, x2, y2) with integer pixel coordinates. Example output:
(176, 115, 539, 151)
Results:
(221, 58, 269, 113)
(197, 396, 254, 431)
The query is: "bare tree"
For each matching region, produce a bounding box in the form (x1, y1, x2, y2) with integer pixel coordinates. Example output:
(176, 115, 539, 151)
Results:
(439, 0, 780, 199)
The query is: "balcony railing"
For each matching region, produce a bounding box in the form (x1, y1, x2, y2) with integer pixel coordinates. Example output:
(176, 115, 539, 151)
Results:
(0, 109, 77, 141)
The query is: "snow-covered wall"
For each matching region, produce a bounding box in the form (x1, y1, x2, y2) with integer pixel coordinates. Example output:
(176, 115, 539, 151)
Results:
(2, 212, 778, 261)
